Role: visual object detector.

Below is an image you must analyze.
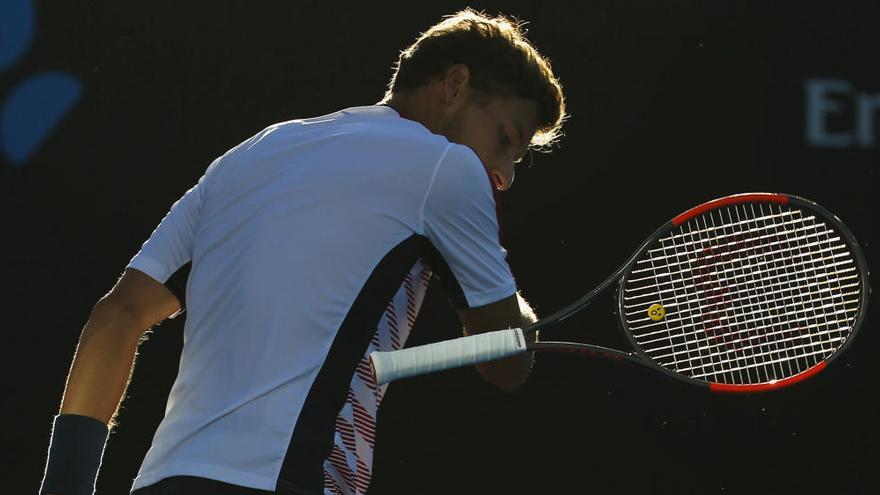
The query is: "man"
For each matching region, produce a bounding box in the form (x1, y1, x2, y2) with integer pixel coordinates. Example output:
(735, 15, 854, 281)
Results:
(40, 9, 565, 495)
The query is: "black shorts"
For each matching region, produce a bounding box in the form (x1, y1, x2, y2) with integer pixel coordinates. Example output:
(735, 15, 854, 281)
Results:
(130, 475, 315, 495)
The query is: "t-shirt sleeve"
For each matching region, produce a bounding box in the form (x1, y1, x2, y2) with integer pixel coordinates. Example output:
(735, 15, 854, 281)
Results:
(126, 158, 219, 285)
(421, 144, 516, 308)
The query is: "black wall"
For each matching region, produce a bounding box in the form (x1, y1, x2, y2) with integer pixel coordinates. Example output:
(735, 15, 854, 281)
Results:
(5, 1, 877, 494)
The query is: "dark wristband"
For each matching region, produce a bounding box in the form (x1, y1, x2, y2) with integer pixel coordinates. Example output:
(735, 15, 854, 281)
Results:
(40, 414, 109, 495)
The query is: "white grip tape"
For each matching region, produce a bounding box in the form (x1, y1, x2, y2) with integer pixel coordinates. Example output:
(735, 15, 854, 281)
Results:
(370, 328, 527, 385)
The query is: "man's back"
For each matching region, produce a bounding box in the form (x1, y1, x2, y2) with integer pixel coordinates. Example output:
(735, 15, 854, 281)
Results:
(128, 105, 515, 493)
(40, 10, 563, 495)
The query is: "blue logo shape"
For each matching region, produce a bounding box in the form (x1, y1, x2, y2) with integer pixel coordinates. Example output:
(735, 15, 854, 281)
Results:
(0, 0, 35, 72)
(1, 72, 82, 166)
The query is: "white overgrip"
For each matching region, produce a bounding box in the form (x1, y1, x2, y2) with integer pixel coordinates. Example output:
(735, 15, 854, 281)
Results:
(370, 328, 527, 385)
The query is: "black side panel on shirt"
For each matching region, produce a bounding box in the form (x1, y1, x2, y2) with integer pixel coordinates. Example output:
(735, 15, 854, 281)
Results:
(276, 235, 429, 494)
(423, 242, 469, 308)
(163, 262, 192, 310)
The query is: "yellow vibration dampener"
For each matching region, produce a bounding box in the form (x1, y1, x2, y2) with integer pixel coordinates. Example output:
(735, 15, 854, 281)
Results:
(647, 303, 666, 321)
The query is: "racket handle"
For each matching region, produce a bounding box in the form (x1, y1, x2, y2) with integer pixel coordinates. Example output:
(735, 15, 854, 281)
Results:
(370, 328, 528, 385)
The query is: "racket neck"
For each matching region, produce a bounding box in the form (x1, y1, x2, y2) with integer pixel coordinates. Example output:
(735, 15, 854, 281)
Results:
(527, 248, 646, 334)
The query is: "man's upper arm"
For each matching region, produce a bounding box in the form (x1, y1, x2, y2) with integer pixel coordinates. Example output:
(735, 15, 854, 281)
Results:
(99, 268, 181, 331)
(120, 179, 202, 327)
(422, 145, 517, 309)
(123, 157, 221, 321)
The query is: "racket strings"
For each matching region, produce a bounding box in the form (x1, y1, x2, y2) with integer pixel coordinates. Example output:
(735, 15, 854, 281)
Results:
(627, 277, 859, 331)
(758, 203, 850, 375)
(649, 316, 854, 369)
(624, 260, 859, 321)
(628, 219, 842, 282)
(636, 305, 857, 346)
(623, 272, 859, 320)
(668, 320, 849, 371)
(641, 209, 801, 257)
(623, 202, 862, 386)
(706, 203, 820, 383)
(697, 203, 848, 383)
(725, 203, 849, 381)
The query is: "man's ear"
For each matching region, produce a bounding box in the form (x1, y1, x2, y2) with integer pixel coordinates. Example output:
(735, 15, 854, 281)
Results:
(443, 64, 471, 105)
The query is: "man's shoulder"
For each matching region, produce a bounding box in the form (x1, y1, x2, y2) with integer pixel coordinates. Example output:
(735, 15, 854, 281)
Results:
(439, 142, 483, 170)
(261, 105, 446, 149)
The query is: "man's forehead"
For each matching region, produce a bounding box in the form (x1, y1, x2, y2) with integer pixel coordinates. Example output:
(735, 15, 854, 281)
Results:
(497, 97, 539, 135)
(494, 97, 539, 151)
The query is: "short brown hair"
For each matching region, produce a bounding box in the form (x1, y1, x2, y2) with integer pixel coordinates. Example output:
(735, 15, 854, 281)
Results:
(385, 9, 566, 149)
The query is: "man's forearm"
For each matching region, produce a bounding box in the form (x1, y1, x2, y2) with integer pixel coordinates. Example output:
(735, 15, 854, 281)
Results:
(466, 292, 537, 391)
(59, 302, 145, 428)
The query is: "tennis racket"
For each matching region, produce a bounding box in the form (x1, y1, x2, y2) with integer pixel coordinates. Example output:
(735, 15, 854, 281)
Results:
(370, 193, 870, 393)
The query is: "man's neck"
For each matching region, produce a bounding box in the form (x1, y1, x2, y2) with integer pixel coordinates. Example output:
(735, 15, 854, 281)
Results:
(383, 89, 445, 135)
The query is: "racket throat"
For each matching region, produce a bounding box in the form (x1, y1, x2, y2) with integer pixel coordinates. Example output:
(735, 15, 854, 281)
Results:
(531, 341, 635, 363)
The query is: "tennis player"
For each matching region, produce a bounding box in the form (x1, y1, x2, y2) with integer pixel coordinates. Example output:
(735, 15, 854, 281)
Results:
(40, 9, 565, 495)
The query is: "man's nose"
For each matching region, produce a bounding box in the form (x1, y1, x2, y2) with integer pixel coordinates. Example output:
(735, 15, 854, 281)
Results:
(491, 170, 513, 191)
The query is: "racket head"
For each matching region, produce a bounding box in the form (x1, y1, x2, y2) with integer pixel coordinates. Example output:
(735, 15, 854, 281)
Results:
(616, 193, 870, 393)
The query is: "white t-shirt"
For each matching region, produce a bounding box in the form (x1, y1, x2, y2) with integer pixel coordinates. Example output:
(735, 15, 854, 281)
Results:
(127, 105, 516, 494)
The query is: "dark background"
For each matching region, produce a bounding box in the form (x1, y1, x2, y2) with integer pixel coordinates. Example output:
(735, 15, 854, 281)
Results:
(4, 1, 877, 494)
